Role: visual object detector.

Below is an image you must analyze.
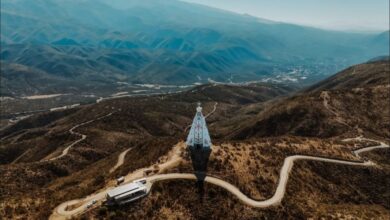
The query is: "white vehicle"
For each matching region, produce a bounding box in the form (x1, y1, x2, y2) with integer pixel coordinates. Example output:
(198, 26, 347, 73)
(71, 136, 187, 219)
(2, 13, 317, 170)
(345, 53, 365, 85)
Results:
(86, 199, 97, 209)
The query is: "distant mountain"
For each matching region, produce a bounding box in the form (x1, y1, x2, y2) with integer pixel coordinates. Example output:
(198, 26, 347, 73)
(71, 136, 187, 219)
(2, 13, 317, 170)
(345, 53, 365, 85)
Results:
(1, 0, 389, 96)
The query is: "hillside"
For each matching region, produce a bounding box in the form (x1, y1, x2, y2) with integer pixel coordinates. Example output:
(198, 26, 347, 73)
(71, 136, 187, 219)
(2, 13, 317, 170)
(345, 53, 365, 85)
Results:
(1, 0, 389, 96)
(228, 60, 390, 139)
(306, 59, 390, 92)
(0, 82, 292, 164)
(0, 82, 299, 219)
(0, 60, 389, 219)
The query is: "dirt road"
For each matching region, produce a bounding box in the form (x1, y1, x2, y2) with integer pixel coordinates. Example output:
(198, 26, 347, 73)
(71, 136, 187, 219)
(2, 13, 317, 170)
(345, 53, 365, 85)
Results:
(50, 137, 388, 219)
(43, 112, 114, 161)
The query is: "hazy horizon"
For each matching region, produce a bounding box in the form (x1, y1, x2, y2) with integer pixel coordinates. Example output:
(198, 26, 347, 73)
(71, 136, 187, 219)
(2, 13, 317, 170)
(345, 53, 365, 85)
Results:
(181, 0, 389, 32)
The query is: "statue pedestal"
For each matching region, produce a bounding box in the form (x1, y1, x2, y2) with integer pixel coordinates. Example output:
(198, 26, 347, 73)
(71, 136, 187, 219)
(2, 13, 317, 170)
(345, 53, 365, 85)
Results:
(188, 144, 211, 183)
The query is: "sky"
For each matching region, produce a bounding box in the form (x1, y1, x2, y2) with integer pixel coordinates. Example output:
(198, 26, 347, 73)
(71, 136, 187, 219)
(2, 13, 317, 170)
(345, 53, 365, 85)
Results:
(182, 0, 389, 32)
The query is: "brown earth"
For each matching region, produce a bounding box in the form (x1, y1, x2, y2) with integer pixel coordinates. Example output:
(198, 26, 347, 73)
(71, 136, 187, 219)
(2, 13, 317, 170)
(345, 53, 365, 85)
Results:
(0, 61, 389, 219)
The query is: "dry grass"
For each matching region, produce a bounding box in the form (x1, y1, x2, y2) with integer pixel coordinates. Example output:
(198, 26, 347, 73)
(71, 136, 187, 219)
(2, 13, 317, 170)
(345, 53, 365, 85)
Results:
(1, 77, 389, 219)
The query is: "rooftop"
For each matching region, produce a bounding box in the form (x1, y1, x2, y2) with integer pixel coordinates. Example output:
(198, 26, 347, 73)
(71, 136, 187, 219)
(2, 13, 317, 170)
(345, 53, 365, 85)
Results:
(107, 182, 146, 198)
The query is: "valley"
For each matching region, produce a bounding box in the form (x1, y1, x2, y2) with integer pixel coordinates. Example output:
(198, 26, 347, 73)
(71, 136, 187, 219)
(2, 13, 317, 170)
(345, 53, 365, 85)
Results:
(0, 59, 389, 219)
(0, 83, 194, 129)
(0, 1, 389, 219)
(1, 0, 389, 97)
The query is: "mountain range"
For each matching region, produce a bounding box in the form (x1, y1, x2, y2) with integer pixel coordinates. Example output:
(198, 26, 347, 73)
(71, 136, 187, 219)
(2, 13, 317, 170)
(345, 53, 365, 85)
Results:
(1, 0, 389, 96)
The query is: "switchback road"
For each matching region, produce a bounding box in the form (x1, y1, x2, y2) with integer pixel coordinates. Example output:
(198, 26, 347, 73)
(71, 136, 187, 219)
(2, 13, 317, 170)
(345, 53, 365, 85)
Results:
(50, 137, 388, 219)
(43, 112, 114, 161)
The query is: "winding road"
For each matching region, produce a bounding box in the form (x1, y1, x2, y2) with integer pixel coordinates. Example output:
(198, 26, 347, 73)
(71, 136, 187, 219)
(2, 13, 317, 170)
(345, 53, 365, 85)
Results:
(43, 112, 114, 161)
(107, 102, 218, 176)
(109, 148, 132, 173)
(146, 138, 387, 207)
(50, 137, 389, 219)
(205, 102, 218, 118)
(50, 142, 185, 220)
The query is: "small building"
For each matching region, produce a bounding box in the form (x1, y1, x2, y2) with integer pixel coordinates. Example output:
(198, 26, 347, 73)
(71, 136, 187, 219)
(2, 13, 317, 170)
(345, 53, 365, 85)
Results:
(106, 182, 147, 205)
(116, 176, 125, 185)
